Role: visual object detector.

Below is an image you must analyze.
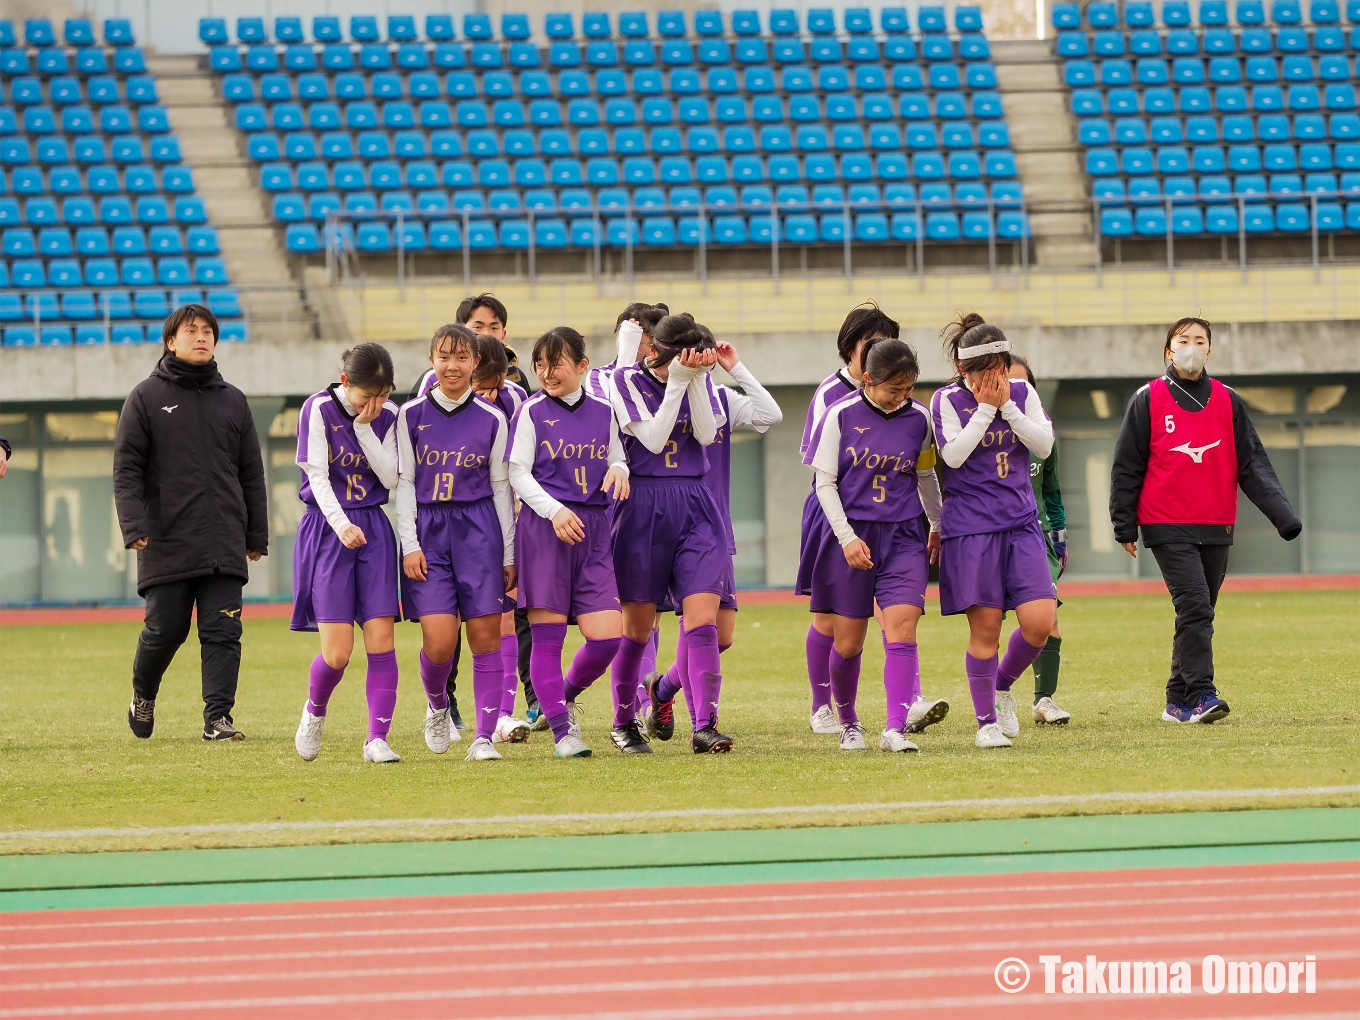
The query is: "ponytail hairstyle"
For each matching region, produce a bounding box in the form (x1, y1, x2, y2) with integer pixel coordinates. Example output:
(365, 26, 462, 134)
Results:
(862, 338, 920, 389)
(614, 301, 669, 336)
(836, 301, 899, 367)
(430, 322, 479, 360)
(648, 312, 716, 370)
(942, 311, 1011, 379)
(340, 342, 395, 393)
(471, 334, 510, 388)
(1163, 316, 1212, 359)
(533, 326, 588, 370)
(1009, 352, 1037, 388)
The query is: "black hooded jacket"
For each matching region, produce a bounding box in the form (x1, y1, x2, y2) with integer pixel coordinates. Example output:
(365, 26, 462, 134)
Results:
(113, 355, 269, 593)
(1110, 366, 1302, 547)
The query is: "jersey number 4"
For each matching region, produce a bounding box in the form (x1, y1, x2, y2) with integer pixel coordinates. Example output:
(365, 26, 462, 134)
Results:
(574, 465, 590, 495)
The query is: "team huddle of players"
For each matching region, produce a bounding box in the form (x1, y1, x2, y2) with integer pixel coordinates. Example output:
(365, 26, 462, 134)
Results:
(290, 296, 1069, 764)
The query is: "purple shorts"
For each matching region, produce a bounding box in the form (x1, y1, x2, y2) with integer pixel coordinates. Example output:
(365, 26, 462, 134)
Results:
(401, 498, 508, 622)
(612, 477, 726, 606)
(516, 503, 620, 618)
(291, 506, 400, 631)
(938, 516, 1057, 617)
(806, 515, 930, 619)
(666, 556, 737, 615)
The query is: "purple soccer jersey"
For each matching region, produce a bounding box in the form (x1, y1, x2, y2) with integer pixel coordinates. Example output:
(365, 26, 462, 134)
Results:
(296, 385, 397, 510)
(420, 368, 527, 416)
(806, 392, 935, 522)
(801, 369, 858, 457)
(585, 363, 615, 401)
(507, 390, 618, 509)
(610, 365, 724, 478)
(400, 391, 506, 505)
(930, 380, 1039, 538)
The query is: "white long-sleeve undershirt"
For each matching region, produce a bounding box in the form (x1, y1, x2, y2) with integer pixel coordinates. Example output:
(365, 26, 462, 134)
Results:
(722, 362, 783, 432)
(617, 319, 644, 368)
(300, 389, 398, 539)
(937, 380, 1054, 468)
(615, 363, 697, 453)
(507, 390, 628, 521)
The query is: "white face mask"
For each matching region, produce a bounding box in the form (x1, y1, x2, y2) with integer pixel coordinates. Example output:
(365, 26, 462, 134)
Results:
(1171, 344, 1207, 374)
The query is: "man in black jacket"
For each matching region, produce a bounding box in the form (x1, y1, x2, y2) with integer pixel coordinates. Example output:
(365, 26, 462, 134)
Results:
(114, 304, 269, 741)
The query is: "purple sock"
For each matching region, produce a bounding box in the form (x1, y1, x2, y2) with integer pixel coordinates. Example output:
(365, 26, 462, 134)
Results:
(656, 620, 687, 703)
(966, 652, 999, 726)
(563, 636, 620, 702)
(686, 624, 722, 729)
(418, 649, 451, 712)
(472, 650, 502, 740)
(609, 636, 647, 727)
(996, 628, 1047, 692)
(883, 641, 920, 731)
(306, 655, 345, 716)
(806, 625, 834, 713)
(499, 634, 519, 717)
(633, 625, 660, 712)
(829, 648, 861, 726)
(528, 623, 571, 741)
(365, 650, 398, 743)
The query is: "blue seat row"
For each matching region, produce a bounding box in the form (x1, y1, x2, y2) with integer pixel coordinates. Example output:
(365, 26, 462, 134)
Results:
(1054, 0, 1356, 28)
(1069, 82, 1356, 112)
(0, 105, 170, 135)
(273, 180, 1025, 219)
(0, 222, 211, 257)
(1067, 61, 1358, 99)
(0, 134, 182, 166)
(0, 46, 145, 77)
(2, 18, 133, 47)
(207, 35, 988, 74)
(1093, 170, 1360, 198)
(0, 278, 237, 311)
(203, 8, 984, 46)
(1057, 26, 1358, 55)
(260, 149, 1019, 192)
(0, 251, 227, 285)
(1062, 53, 1358, 85)
(221, 64, 1001, 103)
(1098, 200, 1360, 235)
(0, 196, 211, 229)
(4, 321, 246, 347)
(0, 163, 193, 196)
(1080, 111, 1359, 142)
(1086, 139, 1360, 172)
(0, 76, 155, 107)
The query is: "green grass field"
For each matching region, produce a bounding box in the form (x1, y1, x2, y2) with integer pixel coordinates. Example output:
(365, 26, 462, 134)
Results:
(2, 590, 1357, 855)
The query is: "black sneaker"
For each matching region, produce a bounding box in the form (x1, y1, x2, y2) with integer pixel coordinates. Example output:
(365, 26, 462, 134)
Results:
(691, 724, 733, 754)
(644, 672, 675, 741)
(127, 695, 155, 739)
(450, 696, 466, 732)
(609, 720, 653, 754)
(203, 716, 245, 741)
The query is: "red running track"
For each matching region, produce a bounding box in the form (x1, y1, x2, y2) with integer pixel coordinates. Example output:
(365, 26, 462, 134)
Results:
(0, 860, 1356, 1020)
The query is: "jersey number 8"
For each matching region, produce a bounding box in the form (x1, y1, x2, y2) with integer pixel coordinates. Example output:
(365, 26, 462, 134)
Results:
(995, 451, 1010, 478)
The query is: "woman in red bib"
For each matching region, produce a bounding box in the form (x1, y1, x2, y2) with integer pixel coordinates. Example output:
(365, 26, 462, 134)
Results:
(1111, 317, 1301, 724)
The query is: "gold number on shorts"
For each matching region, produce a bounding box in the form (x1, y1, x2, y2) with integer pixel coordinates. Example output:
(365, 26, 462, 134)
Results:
(574, 465, 589, 495)
(663, 439, 679, 469)
(432, 472, 456, 501)
(872, 474, 887, 503)
(995, 452, 1010, 478)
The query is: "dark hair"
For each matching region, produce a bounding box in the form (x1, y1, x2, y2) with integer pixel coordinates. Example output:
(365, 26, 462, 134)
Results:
(456, 293, 508, 329)
(648, 312, 716, 369)
(430, 322, 479, 360)
(614, 301, 669, 335)
(472, 334, 509, 386)
(533, 326, 587, 369)
(1164, 316, 1212, 354)
(863, 338, 920, 388)
(340, 343, 395, 392)
(942, 311, 1011, 378)
(1010, 353, 1037, 388)
(161, 303, 218, 349)
(836, 301, 899, 366)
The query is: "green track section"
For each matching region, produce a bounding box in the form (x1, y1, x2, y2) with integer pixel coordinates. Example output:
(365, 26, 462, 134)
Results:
(3, 808, 1356, 912)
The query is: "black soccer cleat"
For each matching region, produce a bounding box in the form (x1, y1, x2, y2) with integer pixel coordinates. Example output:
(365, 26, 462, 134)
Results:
(127, 695, 155, 739)
(450, 696, 466, 733)
(644, 672, 675, 741)
(691, 725, 733, 754)
(609, 720, 653, 754)
(203, 716, 245, 741)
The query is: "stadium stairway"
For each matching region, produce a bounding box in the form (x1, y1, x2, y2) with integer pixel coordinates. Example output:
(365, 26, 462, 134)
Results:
(994, 38, 1096, 266)
(146, 53, 316, 342)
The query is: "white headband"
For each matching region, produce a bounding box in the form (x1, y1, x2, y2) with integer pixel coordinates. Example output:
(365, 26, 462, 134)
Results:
(958, 339, 1010, 360)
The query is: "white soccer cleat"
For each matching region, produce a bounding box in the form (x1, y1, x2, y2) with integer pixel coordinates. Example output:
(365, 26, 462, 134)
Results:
(1032, 696, 1071, 725)
(879, 728, 919, 753)
(554, 733, 592, 758)
(363, 737, 401, 764)
(425, 705, 455, 753)
(975, 722, 1012, 748)
(294, 706, 326, 761)
(493, 715, 531, 744)
(810, 704, 840, 734)
(906, 697, 950, 733)
(995, 691, 1021, 738)
(839, 722, 867, 750)
(567, 701, 584, 740)
(465, 736, 503, 761)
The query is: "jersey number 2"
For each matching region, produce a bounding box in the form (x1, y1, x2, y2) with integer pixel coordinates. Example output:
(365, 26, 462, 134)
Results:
(663, 440, 679, 469)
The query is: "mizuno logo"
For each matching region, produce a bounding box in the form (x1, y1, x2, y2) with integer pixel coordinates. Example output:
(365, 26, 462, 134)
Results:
(220, 608, 240, 618)
(544, 418, 559, 426)
(161, 405, 177, 414)
(817, 681, 831, 688)
(417, 424, 432, 431)
(853, 426, 870, 434)
(1171, 439, 1221, 463)
(482, 706, 497, 714)
(332, 424, 344, 431)
(377, 717, 391, 724)
(709, 701, 720, 709)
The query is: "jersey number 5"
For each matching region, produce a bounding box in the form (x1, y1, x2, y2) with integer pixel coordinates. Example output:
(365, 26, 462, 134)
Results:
(574, 465, 589, 495)
(663, 439, 679, 469)
(995, 452, 1010, 479)
(1164, 414, 1176, 433)
(432, 472, 456, 501)
(872, 474, 887, 503)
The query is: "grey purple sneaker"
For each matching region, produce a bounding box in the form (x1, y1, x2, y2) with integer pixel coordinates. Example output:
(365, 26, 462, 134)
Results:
(1189, 692, 1230, 724)
(1161, 701, 1194, 723)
